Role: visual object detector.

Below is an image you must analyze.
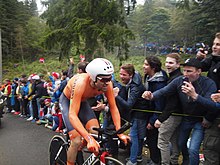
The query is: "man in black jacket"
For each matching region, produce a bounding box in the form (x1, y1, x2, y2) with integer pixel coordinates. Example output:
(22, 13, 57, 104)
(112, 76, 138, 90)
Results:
(154, 53, 182, 165)
(197, 32, 220, 165)
(29, 75, 49, 122)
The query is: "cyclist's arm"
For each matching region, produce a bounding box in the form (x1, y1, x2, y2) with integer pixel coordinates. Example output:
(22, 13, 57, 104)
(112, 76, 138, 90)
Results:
(105, 82, 121, 131)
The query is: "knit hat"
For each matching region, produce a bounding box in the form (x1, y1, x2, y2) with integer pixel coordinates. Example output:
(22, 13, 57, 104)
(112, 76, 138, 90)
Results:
(52, 72, 59, 79)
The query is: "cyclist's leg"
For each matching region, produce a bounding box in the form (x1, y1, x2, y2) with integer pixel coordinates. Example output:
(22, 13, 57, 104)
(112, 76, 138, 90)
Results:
(85, 118, 100, 134)
(60, 93, 80, 165)
(67, 130, 82, 165)
(60, 94, 98, 165)
(69, 109, 99, 165)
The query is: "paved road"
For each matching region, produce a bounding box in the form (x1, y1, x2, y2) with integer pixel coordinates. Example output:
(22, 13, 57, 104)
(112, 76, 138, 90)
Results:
(0, 113, 56, 165)
(0, 113, 150, 165)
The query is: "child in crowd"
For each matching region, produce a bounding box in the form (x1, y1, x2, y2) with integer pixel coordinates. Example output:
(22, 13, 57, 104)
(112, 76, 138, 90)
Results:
(43, 100, 64, 133)
(37, 98, 53, 125)
(51, 102, 63, 133)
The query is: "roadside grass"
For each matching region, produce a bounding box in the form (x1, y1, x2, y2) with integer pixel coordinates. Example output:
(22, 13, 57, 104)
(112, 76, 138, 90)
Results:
(2, 52, 197, 81)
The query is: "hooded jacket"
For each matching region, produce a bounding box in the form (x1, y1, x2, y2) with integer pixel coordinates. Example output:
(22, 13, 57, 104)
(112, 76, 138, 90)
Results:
(115, 71, 149, 121)
(144, 70, 168, 125)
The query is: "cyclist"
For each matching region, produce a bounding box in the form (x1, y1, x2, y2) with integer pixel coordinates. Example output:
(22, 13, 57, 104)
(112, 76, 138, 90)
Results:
(59, 58, 130, 165)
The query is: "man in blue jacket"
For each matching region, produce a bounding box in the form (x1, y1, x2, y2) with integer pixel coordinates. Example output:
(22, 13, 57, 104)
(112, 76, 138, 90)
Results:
(114, 64, 149, 165)
(143, 58, 217, 165)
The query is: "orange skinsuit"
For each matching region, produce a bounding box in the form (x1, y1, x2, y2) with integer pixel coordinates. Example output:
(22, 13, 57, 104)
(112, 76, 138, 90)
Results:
(63, 73, 122, 140)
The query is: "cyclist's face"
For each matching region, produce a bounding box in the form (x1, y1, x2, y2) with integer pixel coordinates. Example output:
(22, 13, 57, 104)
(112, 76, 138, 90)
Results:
(95, 75, 112, 92)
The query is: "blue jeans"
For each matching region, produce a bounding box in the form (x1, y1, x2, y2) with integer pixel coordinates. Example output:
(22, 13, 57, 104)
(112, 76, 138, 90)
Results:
(28, 101, 33, 117)
(129, 118, 147, 163)
(178, 119, 204, 165)
(52, 116, 59, 131)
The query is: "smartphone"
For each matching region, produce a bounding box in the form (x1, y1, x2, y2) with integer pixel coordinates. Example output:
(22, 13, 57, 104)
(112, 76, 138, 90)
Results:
(182, 77, 189, 85)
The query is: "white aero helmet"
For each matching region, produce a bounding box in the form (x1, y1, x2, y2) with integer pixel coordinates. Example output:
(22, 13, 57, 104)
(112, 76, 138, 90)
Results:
(86, 58, 114, 81)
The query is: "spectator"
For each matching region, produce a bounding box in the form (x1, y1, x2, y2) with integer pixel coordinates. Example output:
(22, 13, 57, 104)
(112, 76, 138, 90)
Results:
(142, 55, 168, 165)
(26, 74, 36, 121)
(77, 61, 89, 74)
(113, 64, 149, 165)
(154, 53, 182, 165)
(3, 79, 12, 113)
(37, 98, 53, 126)
(47, 72, 61, 102)
(67, 57, 75, 78)
(29, 75, 49, 123)
(20, 80, 29, 118)
(51, 102, 63, 132)
(197, 32, 220, 165)
(11, 78, 20, 114)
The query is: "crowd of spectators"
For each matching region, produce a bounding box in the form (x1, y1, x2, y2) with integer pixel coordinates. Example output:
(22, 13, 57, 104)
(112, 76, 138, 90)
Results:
(0, 58, 76, 134)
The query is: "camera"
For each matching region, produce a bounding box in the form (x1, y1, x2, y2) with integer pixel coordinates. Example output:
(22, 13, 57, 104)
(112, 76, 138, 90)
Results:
(182, 77, 189, 85)
(200, 43, 208, 54)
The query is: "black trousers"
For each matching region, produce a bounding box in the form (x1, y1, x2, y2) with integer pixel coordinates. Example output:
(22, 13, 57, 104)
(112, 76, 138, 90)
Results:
(32, 99, 39, 120)
(13, 97, 20, 112)
(146, 128, 161, 164)
(6, 96, 12, 112)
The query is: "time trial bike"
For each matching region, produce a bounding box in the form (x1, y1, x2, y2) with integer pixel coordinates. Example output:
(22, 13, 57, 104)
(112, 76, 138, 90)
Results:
(49, 122, 132, 165)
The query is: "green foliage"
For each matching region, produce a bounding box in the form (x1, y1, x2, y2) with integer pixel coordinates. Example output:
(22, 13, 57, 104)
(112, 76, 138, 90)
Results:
(127, 0, 220, 49)
(0, 0, 43, 62)
(144, 7, 171, 43)
(41, 0, 134, 61)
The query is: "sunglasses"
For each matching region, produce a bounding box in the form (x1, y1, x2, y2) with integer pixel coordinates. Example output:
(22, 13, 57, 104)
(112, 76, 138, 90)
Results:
(97, 76, 112, 83)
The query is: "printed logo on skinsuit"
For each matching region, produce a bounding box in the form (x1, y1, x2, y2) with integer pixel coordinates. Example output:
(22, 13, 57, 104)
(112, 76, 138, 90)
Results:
(70, 78, 78, 100)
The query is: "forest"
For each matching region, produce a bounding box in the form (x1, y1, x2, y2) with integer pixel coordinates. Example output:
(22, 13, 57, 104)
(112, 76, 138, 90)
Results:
(0, 0, 220, 78)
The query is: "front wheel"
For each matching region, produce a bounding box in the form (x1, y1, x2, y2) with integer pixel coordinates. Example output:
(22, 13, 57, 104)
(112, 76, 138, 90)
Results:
(49, 135, 68, 165)
(92, 156, 124, 165)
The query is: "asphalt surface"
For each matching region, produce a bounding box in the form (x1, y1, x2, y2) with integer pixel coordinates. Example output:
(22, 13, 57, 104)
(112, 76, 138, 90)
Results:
(0, 113, 56, 165)
(0, 113, 150, 165)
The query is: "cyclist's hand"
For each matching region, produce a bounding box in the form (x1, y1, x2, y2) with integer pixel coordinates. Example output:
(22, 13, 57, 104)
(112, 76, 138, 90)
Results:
(78, 138, 87, 150)
(84, 135, 100, 154)
(118, 134, 130, 145)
